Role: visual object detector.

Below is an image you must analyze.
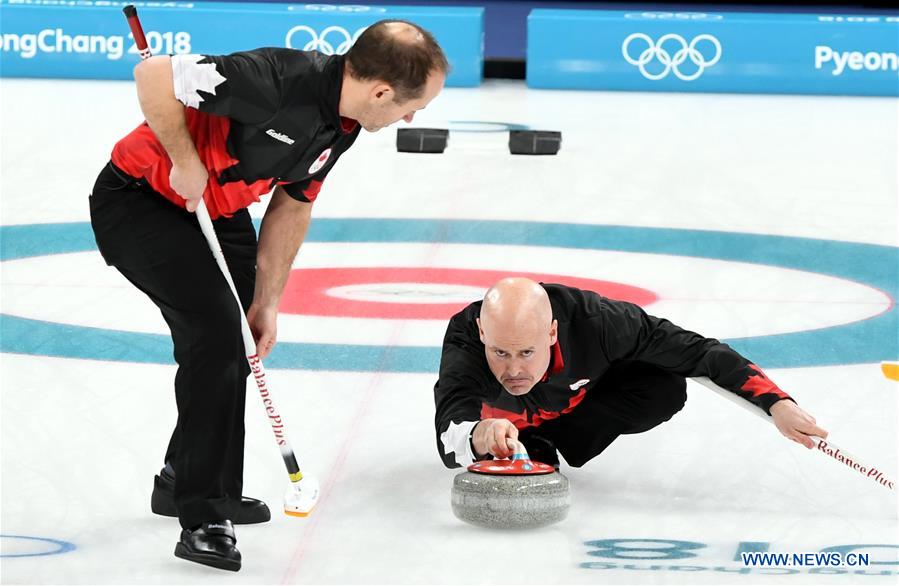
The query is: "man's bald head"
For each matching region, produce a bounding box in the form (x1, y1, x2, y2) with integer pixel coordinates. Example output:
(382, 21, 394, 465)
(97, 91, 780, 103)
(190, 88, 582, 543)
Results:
(480, 277, 552, 335)
(477, 278, 558, 396)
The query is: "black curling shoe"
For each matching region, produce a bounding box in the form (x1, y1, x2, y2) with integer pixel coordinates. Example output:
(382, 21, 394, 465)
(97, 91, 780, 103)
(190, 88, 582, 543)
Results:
(174, 520, 241, 572)
(151, 464, 271, 525)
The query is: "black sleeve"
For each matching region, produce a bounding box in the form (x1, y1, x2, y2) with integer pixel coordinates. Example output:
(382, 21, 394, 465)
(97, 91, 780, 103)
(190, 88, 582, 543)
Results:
(433, 311, 497, 468)
(171, 49, 282, 125)
(599, 299, 793, 414)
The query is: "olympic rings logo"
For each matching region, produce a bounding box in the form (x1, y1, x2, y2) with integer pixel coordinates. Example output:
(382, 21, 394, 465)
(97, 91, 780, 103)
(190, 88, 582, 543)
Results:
(621, 33, 722, 81)
(285, 25, 367, 55)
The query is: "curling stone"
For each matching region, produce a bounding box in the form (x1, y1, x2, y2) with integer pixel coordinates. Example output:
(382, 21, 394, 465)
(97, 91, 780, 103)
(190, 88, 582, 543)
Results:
(451, 441, 569, 529)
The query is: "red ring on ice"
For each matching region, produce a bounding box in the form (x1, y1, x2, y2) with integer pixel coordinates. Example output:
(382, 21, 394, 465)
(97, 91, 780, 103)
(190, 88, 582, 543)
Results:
(280, 268, 658, 319)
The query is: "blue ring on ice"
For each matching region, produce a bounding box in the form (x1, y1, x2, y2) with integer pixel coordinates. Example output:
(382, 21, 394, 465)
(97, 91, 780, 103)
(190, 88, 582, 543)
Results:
(0, 534, 76, 558)
(1, 219, 896, 371)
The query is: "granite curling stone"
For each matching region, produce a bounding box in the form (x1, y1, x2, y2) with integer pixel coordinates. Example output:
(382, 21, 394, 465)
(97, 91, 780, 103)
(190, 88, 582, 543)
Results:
(451, 442, 570, 529)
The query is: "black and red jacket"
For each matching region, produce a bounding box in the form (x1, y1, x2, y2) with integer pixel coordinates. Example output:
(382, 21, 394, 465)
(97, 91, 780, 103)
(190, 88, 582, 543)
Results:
(111, 49, 361, 219)
(434, 283, 792, 468)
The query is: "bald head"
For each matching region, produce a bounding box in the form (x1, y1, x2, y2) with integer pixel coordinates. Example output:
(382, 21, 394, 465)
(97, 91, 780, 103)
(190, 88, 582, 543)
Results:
(477, 278, 558, 396)
(480, 278, 552, 334)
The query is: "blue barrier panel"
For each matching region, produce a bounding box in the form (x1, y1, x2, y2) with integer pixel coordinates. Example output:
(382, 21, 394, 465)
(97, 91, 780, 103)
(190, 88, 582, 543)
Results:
(527, 10, 899, 96)
(0, 1, 483, 86)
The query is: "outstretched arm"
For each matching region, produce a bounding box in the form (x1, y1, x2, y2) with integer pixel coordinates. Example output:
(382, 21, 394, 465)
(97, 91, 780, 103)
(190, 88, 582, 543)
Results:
(434, 311, 505, 468)
(599, 299, 829, 447)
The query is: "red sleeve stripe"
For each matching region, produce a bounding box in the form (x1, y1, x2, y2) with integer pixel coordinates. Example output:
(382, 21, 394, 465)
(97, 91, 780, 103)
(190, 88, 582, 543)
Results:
(742, 363, 790, 400)
(480, 387, 588, 430)
(303, 179, 323, 203)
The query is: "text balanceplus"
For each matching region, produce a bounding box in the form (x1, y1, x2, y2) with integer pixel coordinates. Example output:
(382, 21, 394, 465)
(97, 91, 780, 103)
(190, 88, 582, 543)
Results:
(816, 440, 895, 490)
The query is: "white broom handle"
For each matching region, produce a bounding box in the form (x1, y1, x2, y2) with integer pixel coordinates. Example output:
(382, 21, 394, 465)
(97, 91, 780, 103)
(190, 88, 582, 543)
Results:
(194, 201, 305, 481)
(692, 377, 895, 492)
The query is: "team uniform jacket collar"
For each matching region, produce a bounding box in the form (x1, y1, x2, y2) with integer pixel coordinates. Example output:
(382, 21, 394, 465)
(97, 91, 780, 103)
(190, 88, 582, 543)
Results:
(317, 55, 357, 134)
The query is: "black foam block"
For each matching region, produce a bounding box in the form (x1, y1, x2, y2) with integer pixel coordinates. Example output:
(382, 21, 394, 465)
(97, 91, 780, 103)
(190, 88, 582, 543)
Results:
(396, 128, 449, 153)
(509, 130, 562, 155)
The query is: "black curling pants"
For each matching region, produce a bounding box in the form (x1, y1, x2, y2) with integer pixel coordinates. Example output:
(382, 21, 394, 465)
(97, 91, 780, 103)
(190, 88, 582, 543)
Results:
(89, 161, 256, 529)
(519, 362, 688, 468)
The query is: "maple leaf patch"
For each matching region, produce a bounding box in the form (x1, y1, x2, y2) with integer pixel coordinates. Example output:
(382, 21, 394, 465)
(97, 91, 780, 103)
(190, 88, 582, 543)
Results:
(171, 54, 227, 109)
